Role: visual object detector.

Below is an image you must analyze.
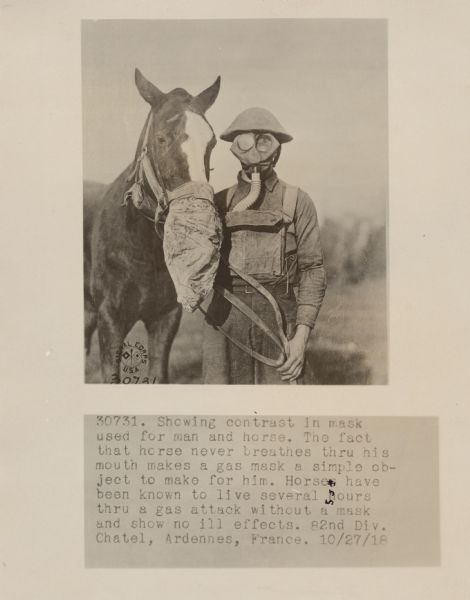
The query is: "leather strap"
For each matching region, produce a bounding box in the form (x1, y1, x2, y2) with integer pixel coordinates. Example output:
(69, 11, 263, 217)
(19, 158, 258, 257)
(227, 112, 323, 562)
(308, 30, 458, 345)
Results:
(203, 286, 286, 368)
(201, 257, 290, 369)
(282, 183, 298, 232)
(124, 113, 168, 219)
(142, 152, 166, 207)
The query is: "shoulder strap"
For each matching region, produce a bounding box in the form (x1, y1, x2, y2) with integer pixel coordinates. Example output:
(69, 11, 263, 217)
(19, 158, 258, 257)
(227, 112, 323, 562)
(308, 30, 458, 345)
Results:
(282, 184, 299, 232)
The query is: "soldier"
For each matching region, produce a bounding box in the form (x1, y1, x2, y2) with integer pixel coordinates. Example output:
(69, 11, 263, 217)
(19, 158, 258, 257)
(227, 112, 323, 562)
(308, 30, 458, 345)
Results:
(202, 107, 327, 384)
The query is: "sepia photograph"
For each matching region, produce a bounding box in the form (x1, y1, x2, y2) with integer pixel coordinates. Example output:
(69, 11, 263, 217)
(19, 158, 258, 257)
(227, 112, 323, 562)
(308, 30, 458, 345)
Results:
(2, 0, 470, 597)
(83, 19, 388, 385)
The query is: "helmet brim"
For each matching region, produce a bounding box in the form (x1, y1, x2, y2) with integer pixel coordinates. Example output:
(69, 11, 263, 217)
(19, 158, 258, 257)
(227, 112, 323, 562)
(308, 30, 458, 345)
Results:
(220, 128, 293, 144)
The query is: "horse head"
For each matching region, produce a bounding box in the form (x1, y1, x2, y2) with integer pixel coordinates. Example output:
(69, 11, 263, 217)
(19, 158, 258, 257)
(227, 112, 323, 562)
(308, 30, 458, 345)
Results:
(131, 69, 223, 312)
(134, 68, 220, 191)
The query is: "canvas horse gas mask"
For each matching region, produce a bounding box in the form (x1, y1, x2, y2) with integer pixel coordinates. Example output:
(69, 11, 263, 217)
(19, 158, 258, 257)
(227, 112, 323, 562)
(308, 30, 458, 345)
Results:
(125, 69, 222, 311)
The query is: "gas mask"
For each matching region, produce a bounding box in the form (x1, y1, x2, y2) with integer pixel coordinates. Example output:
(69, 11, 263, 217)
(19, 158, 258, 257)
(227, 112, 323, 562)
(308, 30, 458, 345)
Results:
(230, 132, 280, 175)
(163, 184, 222, 312)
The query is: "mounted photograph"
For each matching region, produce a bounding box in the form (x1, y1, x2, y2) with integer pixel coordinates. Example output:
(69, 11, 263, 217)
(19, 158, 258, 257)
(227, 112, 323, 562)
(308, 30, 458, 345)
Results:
(82, 19, 388, 385)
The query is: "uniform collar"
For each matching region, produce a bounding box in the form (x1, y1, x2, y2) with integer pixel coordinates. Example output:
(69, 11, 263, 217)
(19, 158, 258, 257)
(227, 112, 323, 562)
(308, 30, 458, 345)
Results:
(238, 170, 279, 192)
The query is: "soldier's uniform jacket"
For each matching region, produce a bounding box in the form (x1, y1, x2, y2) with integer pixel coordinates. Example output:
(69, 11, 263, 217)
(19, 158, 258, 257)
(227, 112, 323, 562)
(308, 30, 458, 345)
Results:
(215, 170, 327, 329)
(201, 169, 327, 385)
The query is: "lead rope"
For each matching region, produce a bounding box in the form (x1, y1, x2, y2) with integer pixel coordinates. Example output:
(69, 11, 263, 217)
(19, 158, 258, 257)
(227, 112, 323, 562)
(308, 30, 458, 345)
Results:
(186, 227, 291, 370)
(204, 256, 296, 381)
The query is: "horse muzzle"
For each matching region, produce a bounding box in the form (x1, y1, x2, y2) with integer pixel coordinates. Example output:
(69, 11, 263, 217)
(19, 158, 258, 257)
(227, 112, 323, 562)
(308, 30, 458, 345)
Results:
(163, 181, 222, 312)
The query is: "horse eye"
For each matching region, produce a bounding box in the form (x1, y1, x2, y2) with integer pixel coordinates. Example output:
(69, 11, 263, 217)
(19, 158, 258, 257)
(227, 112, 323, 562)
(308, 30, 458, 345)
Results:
(156, 135, 166, 144)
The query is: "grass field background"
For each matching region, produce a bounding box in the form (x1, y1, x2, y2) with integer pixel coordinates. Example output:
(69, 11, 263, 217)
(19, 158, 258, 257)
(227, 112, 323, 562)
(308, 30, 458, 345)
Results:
(85, 276, 387, 385)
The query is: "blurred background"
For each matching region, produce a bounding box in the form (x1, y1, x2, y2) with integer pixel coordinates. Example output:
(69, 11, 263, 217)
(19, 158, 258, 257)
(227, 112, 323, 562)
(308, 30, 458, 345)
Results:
(83, 19, 388, 384)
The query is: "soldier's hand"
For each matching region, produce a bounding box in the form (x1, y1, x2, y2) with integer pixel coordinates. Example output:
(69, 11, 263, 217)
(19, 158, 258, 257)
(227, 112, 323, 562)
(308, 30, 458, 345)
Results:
(277, 325, 311, 382)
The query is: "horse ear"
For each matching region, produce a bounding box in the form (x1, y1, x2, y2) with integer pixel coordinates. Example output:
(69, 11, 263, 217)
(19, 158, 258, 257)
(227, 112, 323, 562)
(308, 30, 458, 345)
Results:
(135, 68, 166, 106)
(193, 76, 221, 113)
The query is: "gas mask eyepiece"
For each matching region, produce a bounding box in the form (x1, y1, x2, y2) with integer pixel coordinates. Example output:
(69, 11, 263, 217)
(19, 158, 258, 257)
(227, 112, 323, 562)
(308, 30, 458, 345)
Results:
(230, 132, 280, 167)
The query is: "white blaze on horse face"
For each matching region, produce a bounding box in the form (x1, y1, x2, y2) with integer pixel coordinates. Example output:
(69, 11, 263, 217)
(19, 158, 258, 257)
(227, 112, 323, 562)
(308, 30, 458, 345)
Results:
(181, 111, 214, 183)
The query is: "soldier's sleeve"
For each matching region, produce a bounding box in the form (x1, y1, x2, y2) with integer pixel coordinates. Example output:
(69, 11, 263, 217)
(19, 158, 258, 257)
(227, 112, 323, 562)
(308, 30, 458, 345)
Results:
(294, 189, 327, 329)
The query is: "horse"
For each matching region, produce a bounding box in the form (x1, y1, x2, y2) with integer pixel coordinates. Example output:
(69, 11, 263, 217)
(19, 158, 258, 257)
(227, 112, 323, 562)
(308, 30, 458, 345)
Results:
(84, 69, 221, 383)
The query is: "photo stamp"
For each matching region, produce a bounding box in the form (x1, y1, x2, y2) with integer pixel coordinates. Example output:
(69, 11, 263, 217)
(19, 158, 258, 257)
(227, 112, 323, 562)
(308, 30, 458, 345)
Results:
(111, 339, 156, 384)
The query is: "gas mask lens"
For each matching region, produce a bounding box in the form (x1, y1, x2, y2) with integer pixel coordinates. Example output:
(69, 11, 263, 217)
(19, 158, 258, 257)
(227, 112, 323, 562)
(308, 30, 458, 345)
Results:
(235, 132, 277, 153)
(236, 133, 256, 151)
(231, 132, 280, 166)
(255, 133, 275, 153)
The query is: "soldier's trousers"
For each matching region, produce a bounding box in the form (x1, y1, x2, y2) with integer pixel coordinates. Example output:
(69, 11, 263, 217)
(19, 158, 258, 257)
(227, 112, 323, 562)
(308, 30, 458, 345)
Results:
(201, 284, 304, 385)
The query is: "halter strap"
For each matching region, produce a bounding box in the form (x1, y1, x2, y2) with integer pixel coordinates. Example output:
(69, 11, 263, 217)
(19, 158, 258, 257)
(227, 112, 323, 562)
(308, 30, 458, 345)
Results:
(123, 113, 168, 218)
(124, 113, 213, 229)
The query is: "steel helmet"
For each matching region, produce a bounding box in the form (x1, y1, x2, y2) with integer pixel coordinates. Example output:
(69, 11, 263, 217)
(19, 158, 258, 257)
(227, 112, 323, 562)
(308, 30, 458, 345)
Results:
(220, 107, 293, 143)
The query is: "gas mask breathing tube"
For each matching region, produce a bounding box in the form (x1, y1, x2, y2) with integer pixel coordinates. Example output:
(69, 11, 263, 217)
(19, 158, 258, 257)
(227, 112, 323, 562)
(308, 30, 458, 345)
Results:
(230, 132, 281, 211)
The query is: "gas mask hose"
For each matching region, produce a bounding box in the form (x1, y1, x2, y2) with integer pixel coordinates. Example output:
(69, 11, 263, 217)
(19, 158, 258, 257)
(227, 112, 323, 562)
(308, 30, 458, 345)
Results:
(232, 168, 261, 212)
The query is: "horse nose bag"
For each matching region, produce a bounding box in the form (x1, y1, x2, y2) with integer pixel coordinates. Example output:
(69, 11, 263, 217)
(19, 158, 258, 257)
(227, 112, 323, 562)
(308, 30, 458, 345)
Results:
(163, 182, 222, 312)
